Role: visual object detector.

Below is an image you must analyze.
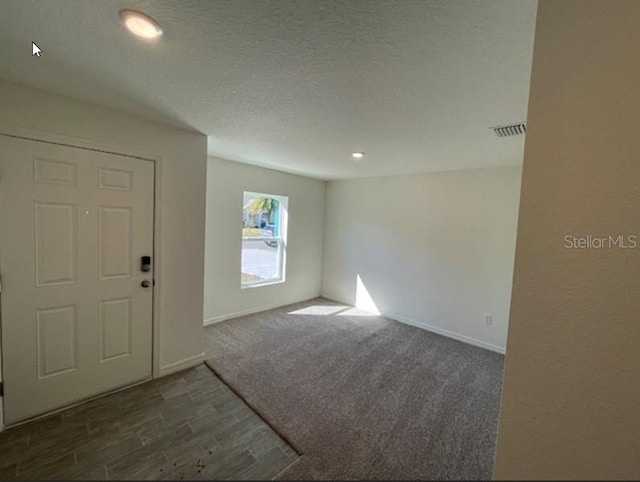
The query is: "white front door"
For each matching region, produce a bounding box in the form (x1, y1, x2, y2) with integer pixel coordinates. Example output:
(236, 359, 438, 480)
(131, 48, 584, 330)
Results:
(0, 135, 154, 424)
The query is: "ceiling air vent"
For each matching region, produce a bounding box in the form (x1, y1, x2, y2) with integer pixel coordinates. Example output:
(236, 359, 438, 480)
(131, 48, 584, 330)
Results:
(492, 122, 527, 137)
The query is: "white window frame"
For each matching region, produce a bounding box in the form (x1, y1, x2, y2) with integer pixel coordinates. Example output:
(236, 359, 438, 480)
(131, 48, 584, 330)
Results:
(241, 192, 288, 288)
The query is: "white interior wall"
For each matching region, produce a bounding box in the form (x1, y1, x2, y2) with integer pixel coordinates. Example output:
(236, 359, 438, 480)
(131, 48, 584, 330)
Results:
(494, 0, 640, 478)
(203, 157, 325, 323)
(0, 79, 207, 378)
(322, 166, 522, 352)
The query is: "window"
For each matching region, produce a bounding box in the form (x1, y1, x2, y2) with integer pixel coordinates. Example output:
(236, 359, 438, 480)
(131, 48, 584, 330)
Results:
(241, 191, 288, 287)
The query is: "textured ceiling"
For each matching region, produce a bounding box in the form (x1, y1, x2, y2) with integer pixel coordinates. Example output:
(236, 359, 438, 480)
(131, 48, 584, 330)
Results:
(0, 0, 537, 179)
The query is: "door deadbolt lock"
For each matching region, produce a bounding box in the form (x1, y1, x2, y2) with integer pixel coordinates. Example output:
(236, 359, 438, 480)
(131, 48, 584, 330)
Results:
(141, 255, 151, 272)
(141, 279, 151, 288)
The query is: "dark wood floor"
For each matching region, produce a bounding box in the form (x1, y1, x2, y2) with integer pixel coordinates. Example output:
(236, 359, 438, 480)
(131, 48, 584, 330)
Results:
(0, 364, 298, 480)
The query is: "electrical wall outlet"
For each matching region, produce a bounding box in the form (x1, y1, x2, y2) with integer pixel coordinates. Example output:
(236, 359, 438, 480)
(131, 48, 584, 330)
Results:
(483, 313, 492, 325)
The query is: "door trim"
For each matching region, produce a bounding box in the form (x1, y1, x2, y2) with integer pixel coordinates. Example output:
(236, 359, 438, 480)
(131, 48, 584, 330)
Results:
(0, 125, 165, 427)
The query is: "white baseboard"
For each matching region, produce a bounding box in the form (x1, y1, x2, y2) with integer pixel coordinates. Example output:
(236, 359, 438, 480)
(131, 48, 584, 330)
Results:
(386, 312, 506, 354)
(203, 297, 317, 326)
(204, 296, 506, 355)
(320, 295, 505, 355)
(159, 352, 205, 377)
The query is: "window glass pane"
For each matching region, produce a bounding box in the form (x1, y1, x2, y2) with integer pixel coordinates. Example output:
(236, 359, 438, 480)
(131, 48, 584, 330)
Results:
(241, 239, 281, 284)
(243, 193, 280, 239)
(242, 191, 287, 287)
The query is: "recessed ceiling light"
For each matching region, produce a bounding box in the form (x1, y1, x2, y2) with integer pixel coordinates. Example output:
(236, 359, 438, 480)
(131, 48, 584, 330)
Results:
(352, 152, 365, 159)
(120, 9, 163, 39)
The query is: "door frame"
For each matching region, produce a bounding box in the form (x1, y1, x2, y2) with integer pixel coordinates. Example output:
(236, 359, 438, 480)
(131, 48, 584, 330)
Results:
(0, 125, 165, 427)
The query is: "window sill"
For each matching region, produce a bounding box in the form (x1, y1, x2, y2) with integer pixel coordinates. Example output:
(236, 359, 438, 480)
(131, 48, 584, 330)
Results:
(241, 279, 285, 289)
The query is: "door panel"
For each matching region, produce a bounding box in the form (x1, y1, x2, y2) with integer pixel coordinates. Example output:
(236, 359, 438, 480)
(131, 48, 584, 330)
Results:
(35, 202, 78, 286)
(37, 305, 78, 377)
(99, 206, 133, 280)
(99, 297, 132, 361)
(0, 135, 154, 424)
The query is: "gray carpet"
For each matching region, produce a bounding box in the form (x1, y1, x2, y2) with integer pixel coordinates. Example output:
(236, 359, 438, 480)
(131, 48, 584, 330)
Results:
(204, 298, 504, 480)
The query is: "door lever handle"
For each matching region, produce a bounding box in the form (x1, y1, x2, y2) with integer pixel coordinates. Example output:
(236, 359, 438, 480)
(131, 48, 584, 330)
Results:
(141, 279, 151, 288)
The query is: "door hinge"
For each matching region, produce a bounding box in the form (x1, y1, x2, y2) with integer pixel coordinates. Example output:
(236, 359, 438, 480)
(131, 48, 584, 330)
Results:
(0, 382, 3, 397)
